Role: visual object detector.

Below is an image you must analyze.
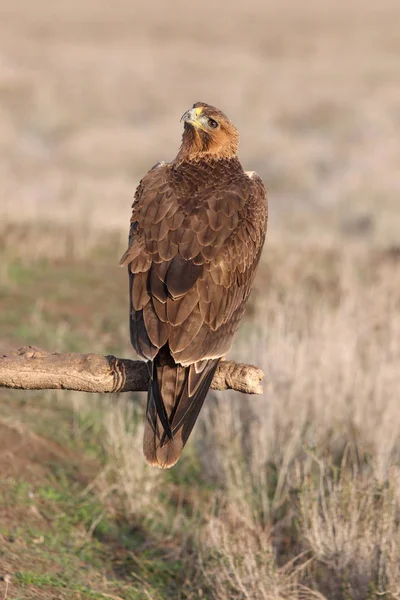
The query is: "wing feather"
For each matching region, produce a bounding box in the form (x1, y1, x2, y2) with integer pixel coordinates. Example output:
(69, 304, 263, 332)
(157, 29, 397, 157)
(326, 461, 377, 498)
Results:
(166, 254, 203, 299)
(131, 270, 150, 311)
(169, 305, 204, 353)
(121, 157, 267, 467)
(166, 286, 199, 326)
(143, 301, 171, 348)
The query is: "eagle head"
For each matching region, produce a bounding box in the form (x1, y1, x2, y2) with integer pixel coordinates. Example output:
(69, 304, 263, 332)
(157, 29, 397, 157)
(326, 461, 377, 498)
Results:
(177, 102, 239, 162)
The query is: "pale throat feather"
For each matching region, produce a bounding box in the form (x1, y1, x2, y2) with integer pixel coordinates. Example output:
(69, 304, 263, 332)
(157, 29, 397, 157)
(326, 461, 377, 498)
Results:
(175, 124, 239, 164)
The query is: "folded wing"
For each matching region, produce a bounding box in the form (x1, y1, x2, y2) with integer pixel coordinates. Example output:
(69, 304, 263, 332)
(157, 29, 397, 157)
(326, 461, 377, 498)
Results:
(120, 160, 267, 467)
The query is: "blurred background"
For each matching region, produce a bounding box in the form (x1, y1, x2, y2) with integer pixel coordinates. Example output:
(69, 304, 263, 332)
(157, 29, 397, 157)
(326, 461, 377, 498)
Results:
(1, 0, 399, 240)
(0, 2, 400, 599)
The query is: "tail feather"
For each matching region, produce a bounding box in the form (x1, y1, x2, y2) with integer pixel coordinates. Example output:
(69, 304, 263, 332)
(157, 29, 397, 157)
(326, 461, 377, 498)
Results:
(150, 370, 173, 440)
(143, 348, 220, 468)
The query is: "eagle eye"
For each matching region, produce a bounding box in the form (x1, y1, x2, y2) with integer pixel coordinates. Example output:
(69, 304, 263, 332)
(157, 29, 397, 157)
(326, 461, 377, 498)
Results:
(208, 118, 219, 129)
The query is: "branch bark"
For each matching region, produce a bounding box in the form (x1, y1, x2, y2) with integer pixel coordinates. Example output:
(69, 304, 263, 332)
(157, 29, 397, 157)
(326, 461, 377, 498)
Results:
(0, 346, 264, 395)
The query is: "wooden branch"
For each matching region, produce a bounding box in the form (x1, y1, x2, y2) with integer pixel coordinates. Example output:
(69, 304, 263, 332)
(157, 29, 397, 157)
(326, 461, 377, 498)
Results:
(0, 346, 264, 395)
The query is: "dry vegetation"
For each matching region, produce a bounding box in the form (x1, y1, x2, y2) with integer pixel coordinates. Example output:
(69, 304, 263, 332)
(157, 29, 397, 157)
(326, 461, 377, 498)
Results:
(1, 1, 400, 599)
(1, 232, 399, 599)
(1, 0, 400, 241)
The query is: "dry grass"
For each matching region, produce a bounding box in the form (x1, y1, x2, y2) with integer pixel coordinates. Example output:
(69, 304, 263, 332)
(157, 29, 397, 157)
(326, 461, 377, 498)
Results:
(1, 229, 400, 599)
(0, 0, 400, 241)
(1, 0, 400, 598)
(59, 237, 399, 599)
(189, 246, 400, 598)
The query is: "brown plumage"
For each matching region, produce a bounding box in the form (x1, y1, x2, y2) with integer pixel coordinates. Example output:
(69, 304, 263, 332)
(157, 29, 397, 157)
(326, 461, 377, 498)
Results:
(120, 102, 268, 468)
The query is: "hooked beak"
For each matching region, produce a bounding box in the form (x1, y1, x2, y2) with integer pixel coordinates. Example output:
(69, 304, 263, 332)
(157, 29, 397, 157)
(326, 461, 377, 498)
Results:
(180, 107, 205, 130)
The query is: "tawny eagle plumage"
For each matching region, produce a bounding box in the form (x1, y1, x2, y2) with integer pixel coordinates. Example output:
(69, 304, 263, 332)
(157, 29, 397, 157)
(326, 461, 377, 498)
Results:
(120, 102, 267, 468)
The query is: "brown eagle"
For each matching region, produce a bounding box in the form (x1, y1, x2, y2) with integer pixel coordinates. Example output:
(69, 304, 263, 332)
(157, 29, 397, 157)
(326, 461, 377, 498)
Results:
(120, 102, 267, 468)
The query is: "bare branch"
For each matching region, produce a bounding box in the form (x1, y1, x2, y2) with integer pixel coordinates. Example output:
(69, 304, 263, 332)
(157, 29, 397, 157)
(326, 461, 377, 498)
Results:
(0, 346, 264, 395)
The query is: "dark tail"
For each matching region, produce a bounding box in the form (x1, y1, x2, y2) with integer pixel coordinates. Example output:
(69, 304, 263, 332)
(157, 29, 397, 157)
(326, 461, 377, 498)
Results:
(143, 347, 220, 469)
